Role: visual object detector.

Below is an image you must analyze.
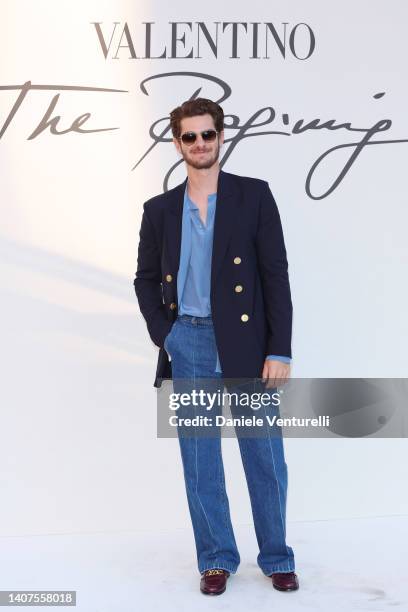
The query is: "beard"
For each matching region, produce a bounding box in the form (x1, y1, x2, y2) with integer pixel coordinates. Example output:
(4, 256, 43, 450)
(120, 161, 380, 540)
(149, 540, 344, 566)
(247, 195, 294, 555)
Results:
(181, 140, 220, 170)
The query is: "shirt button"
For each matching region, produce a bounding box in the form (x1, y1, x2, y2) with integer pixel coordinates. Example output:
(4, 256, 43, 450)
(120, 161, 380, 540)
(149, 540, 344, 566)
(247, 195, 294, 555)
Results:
(241, 313, 249, 322)
(234, 285, 243, 293)
(233, 257, 241, 264)
(165, 274, 172, 282)
(169, 302, 177, 310)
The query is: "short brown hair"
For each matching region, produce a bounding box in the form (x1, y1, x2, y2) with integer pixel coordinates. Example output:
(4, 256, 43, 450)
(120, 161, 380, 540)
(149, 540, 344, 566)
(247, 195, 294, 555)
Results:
(170, 98, 224, 139)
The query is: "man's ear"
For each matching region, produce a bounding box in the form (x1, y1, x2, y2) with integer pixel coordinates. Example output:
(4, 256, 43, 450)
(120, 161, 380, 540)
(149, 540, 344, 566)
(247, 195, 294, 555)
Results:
(173, 137, 181, 155)
(219, 129, 225, 146)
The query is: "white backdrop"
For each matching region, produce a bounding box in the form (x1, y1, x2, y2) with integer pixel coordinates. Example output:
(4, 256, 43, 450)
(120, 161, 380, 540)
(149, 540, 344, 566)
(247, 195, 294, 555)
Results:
(1, 0, 407, 537)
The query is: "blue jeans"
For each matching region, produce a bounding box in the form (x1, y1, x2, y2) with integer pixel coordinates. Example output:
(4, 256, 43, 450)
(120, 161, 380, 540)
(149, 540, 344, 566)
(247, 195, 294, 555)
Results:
(164, 314, 295, 576)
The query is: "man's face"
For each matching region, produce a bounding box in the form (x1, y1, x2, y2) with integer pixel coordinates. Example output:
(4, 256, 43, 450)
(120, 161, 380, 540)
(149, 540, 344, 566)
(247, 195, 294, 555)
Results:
(173, 113, 224, 170)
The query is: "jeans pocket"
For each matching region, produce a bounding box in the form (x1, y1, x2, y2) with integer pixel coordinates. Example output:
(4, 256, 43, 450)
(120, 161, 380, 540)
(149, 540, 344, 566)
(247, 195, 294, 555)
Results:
(164, 320, 177, 353)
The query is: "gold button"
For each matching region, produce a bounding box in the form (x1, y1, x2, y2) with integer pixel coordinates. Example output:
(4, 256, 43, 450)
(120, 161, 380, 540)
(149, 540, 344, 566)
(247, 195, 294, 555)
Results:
(165, 274, 172, 282)
(241, 313, 249, 322)
(234, 285, 243, 293)
(169, 302, 177, 310)
(233, 257, 241, 264)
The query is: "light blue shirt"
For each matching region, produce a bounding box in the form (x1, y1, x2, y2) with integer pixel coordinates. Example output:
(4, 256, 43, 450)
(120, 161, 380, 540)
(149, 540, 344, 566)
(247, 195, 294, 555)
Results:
(176, 183, 291, 373)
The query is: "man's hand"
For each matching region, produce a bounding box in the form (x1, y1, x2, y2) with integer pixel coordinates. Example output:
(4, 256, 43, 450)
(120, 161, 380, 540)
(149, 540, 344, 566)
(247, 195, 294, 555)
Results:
(261, 359, 291, 389)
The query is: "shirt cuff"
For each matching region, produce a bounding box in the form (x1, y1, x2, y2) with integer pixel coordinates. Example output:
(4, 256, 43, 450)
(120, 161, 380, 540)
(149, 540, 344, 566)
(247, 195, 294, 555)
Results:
(265, 354, 291, 364)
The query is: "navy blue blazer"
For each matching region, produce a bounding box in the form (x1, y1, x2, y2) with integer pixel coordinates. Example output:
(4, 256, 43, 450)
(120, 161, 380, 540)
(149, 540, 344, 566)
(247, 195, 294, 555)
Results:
(133, 169, 293, 387)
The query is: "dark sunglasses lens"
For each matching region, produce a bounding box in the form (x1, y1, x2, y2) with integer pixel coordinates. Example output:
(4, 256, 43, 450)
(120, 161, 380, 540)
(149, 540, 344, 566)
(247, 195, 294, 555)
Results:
(181, 132, 197, 144)
(202, 130, 217, 142)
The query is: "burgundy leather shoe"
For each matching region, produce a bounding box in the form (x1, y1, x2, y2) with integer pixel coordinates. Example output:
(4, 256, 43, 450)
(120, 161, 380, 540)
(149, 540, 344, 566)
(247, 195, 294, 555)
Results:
(200, 569, 230, 595)
(269, 571, 299, 591)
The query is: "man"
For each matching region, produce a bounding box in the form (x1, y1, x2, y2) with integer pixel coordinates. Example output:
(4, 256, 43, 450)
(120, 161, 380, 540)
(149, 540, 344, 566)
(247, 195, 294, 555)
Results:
(134, 98, 299, 595)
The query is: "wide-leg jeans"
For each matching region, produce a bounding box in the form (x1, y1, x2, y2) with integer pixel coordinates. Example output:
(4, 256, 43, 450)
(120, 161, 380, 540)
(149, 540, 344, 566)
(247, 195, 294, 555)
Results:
(164, 313, 295, 576)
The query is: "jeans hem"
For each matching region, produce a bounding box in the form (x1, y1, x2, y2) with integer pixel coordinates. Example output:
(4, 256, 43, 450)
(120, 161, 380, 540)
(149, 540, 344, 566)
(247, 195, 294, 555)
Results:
(260, 563, 296, 576)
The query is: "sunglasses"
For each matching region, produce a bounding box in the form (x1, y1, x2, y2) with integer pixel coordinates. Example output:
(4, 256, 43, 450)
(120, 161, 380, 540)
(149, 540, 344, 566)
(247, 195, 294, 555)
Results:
(178, 129, 218, 146)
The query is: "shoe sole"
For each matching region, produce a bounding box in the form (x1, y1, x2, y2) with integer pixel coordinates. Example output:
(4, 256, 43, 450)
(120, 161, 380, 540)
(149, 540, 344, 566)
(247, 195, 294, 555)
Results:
(200, 586, 226, 595)
(272, 583, 299, 592)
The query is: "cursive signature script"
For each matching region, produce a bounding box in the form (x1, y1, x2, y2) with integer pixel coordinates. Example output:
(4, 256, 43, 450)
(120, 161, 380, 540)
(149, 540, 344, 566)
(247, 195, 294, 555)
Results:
(1, 75, 407, 200)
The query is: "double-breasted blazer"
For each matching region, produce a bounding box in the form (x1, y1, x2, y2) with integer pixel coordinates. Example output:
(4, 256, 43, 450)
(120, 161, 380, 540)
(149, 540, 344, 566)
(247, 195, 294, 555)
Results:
(133, 169, 293, 387)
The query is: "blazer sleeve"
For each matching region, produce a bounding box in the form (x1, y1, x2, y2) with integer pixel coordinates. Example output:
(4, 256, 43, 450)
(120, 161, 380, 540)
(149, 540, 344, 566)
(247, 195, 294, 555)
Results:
(133, 202, 172, 348)
(255, 181, 293, 358)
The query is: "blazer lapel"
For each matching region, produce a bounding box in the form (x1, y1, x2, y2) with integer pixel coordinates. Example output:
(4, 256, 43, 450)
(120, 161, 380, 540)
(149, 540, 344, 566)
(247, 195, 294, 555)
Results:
(211, 170, 240, 292)
(166, 177, 186, 291)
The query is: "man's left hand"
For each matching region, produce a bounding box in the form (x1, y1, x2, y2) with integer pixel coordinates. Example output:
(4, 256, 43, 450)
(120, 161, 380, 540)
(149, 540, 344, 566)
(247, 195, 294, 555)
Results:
(261, 359, 291, 389)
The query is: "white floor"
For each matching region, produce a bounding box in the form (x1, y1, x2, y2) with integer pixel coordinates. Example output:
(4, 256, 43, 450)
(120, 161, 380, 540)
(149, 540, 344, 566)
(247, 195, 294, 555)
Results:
(0, 516, 406, 611)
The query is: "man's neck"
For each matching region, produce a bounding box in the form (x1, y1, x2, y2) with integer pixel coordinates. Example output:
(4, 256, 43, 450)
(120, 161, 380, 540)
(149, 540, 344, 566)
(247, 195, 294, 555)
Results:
(187, 165, 219, 196)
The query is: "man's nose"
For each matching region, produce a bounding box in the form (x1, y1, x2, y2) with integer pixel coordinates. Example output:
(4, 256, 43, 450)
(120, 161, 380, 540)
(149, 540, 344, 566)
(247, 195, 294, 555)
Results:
(196, 133, 207, 144)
